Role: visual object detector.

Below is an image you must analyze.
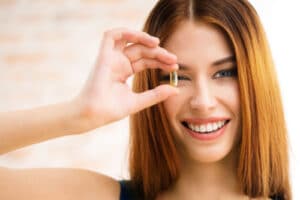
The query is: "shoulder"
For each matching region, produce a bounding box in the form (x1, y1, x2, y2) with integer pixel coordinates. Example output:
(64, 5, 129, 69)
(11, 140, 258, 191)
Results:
(0, 167, 121, 200)
(73, 168, 121, 200)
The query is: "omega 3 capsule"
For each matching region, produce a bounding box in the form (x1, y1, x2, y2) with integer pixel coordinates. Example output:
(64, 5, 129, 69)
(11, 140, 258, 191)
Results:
(170, 71, 178, 86)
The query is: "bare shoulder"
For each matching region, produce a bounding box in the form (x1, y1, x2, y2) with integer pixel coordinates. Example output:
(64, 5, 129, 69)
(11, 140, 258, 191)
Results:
(0, 166, 120, 200)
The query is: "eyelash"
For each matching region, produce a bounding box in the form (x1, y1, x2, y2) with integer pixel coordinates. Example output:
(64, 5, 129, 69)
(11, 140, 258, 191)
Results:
(159, 68, 237, 82)
(214, 68, 237, 79)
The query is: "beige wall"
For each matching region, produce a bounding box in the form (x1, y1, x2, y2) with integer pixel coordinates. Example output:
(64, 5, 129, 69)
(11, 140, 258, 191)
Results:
(0, 0, 156, 179)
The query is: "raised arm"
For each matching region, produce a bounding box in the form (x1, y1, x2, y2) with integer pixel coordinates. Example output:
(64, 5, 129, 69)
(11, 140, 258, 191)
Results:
(0, 28, 178, 156)
(0, 28, 178, 155)
(0, 28, 179, 200)
(0, 100, 88, 155)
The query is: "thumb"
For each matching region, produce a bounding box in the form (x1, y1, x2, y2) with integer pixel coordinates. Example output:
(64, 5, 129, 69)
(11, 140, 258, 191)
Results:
(131, 84, 179, 113)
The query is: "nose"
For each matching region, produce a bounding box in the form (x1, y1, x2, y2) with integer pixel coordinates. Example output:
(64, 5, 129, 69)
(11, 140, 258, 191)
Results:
(189, 80, 217, 112)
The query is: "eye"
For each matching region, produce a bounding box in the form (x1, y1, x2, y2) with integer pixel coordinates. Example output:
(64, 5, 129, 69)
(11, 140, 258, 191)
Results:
(213, 67, 237, 79)
(178, 75, 190, 81)
(159, 74, 190, 82)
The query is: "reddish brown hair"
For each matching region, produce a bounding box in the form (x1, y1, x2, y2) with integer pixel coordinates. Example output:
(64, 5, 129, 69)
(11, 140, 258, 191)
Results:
(129, 0, 291, 199)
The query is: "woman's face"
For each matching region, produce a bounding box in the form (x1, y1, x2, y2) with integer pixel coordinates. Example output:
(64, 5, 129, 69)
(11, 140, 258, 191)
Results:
(160, 21, 241, 163)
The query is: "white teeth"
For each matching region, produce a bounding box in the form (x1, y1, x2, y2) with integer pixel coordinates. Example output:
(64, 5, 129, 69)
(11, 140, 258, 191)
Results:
(195, 125, 200, 132)
(187, 120, 227, 133)
(207, 124, 213, 132)
(212, 123, 218, 130)
(217, 121, 222, 127)
(200, 125, 206, 132)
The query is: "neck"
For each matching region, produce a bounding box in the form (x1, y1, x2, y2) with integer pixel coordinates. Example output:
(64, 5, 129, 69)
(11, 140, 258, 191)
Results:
(159, 150, 247, 200)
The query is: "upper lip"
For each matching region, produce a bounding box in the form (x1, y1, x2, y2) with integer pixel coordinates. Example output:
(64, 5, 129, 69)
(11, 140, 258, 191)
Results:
(182, 117, 230, 125)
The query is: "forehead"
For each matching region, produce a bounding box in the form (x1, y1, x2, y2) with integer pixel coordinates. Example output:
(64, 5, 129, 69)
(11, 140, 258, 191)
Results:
(163, 21, 234, 65)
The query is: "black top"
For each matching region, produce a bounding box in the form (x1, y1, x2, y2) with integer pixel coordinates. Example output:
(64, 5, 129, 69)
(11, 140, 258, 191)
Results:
(119, 180, 283, 200)
(119, 180, 142, 200)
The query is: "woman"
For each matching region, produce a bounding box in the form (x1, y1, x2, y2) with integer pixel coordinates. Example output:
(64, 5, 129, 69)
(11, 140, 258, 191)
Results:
(0, 0, 291, 200)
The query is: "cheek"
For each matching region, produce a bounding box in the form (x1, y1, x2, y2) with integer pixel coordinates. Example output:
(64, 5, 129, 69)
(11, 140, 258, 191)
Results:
(163, 97, 177, 119)
(163, 93, 186, 120)
(214, 81, 240, 114)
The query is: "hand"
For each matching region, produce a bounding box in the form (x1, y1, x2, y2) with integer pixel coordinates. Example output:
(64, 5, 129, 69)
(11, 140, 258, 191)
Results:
(75, 28, 178, 128)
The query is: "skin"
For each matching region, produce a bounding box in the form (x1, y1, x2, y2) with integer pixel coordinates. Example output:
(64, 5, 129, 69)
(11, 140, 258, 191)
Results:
(157, 21, 246, 200)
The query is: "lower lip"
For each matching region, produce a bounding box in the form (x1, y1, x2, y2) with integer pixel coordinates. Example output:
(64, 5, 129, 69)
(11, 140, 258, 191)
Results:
(183, 122, 228, 141)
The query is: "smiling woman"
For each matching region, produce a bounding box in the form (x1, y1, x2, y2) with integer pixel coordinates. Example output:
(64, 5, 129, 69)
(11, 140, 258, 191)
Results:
(0, 0, 291, 200)
(130, 0, 291, 199)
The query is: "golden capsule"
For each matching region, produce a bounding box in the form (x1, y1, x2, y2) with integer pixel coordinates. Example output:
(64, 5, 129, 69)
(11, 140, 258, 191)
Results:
(170, 71, 178, 87)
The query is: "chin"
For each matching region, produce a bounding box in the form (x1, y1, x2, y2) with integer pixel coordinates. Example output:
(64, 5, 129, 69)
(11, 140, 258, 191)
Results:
(180, 143, 235, 164)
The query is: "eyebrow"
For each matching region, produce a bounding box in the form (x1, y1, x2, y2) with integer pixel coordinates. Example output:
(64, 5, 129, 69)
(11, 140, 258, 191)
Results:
(178, 55, 236, 70)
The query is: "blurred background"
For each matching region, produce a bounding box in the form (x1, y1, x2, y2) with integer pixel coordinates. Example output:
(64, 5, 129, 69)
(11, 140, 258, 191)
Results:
(0, 0, 299, 198)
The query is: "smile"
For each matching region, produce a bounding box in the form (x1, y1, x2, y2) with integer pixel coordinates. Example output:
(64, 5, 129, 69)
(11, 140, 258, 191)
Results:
(183, 120, 230, 134)
(181, 118, 230, 141)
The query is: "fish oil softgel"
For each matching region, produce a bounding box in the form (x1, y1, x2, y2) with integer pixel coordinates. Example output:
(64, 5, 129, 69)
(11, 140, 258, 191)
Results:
(170, 71, 178, 86)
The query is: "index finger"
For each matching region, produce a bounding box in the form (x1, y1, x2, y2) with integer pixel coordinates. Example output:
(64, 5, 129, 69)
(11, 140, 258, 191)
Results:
(103, 28, 160, 49)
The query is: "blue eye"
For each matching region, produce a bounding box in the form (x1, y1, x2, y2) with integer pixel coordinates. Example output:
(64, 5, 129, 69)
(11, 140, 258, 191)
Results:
(214, 68, 237, 78)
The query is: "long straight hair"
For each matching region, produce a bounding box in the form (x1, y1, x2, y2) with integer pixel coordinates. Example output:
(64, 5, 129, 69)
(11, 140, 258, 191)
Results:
(129, 0, 291, 199)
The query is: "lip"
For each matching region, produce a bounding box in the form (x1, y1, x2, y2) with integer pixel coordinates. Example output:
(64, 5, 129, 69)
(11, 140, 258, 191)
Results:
(182, 117, 230, 125)
(181, 118, 230, 141)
